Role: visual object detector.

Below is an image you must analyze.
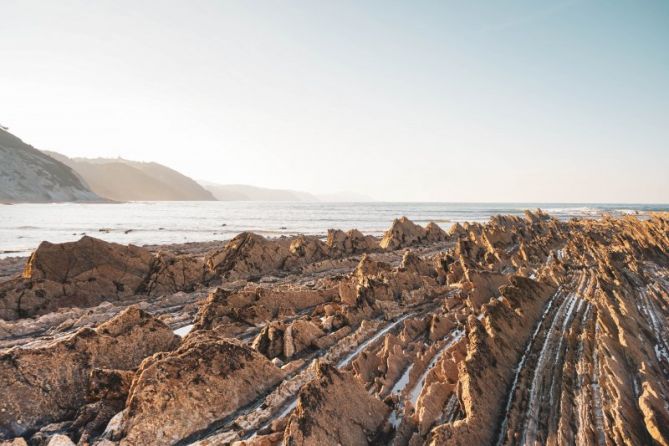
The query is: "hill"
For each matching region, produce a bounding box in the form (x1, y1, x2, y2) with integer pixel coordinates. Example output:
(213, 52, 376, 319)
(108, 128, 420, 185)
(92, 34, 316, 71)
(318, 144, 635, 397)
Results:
(200, 182, 319, 201)
(0, 128, 100, 203)
(46, 153, 216, 202)
(200, 182, 372, 202)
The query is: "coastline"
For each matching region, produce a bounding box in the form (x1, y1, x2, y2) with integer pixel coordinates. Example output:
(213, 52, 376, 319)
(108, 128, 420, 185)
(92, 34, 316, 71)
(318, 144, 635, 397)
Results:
(1, 212, 669, 445)
(3, 201, 669, 260)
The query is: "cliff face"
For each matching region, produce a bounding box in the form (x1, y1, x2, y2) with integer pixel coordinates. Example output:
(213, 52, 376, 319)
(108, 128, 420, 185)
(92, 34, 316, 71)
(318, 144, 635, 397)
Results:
(0, 129, 100, 203)
(46, 152, 216, 201)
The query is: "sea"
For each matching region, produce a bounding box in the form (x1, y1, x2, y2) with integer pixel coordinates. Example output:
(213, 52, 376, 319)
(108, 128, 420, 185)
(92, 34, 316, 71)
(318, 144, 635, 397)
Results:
(1, 202, 667, 258)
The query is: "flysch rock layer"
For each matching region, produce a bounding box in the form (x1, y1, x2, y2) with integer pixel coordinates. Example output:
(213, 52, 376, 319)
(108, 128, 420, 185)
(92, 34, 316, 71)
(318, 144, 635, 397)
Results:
(282, 362, 390, 445)
(1, 213, 669, 446)
(118, 334, 285, 446)
(0, 217, 448, 322)
(0, 237, 211, 321)
(0, 307, 179, 439)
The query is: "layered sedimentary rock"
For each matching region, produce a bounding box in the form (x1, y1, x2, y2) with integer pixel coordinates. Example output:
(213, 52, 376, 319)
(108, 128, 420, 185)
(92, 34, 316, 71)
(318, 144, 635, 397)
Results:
(0, 307, 178, 439)
(0, 237, 210, 320)
(0, 237, 154, 320)
(68, 368, 135, 444)
(380, 217, 431, 250)
(193, 283, 339, 339)
(326, 229, 379, 256)
(0, 218, 447, 321)
(2, 213, 669, 446)
(283, 362, 390, 445)
(118, 333, 284, 446)
(205, 218, 447, 281)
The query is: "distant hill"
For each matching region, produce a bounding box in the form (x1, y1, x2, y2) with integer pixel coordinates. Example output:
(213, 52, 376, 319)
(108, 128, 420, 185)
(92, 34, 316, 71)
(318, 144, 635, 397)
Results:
(47, 153, 216, 202)
(0, 126, 371, 204)
(200, 182, 319, 201)
(0, 128, 101, 203)
(200, 181, 373, 202)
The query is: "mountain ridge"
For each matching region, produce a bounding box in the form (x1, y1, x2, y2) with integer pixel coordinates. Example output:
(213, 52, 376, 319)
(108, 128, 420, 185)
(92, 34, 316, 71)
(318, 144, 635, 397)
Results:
(199, 181, 373, 202)
(0, 127, 372, 203)
(45, 152, 216, 202)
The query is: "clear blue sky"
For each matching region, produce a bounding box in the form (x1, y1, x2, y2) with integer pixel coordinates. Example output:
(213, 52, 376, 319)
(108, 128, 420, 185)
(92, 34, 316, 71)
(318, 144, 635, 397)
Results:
(1, 0, 668, 202)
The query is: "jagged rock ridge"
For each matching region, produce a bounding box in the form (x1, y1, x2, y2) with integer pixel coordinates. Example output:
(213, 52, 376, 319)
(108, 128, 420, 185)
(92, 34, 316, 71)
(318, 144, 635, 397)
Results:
(1, 212, 668, 446)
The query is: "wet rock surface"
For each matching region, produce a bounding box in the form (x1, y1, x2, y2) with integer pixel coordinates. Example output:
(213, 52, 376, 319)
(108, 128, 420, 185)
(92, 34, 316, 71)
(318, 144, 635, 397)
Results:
(1, 214, 668, 445)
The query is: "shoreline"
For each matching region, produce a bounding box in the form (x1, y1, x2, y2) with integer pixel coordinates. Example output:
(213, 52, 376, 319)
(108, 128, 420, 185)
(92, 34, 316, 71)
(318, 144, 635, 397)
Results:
(2, 203, 667, 261)
(1, 212, 668, 444)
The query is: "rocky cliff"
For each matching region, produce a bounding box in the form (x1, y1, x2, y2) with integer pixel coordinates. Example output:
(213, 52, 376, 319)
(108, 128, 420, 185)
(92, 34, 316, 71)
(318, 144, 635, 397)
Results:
(0, 129, 100, 203)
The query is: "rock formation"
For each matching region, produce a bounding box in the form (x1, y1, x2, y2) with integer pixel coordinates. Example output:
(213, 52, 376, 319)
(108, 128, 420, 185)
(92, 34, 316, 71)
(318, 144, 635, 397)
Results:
(0, 307, 178, 439)
(283, 362, 390, 445)
(380, 217, 430, 250)
(1, 218, 447, 320)
(0, 237, 211, 320)
(2, 214, 669, 445)
(118, 333, 284, 446)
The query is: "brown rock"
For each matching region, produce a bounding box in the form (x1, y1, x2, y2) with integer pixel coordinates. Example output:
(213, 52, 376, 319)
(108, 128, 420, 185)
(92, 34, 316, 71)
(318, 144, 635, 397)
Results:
(205, 232, 292, 280)
(288, 236, 329, 264)
(283, 362, 390, 445)
(283, 320, 325, 359)
(464, 270, 508, 310)
(0, 307, 178, 439)
(194, 286, 337, 333)
(379, 217, 428, 250)
(425, 222, 448, 242)
(252, 322, 286, 359)
(1, 438, 28, 446)
(326, 229, 379, 255)
(45, 434, 75, 446)
(0, 237, 213, 321)
(120, 333, 285, 446)
(86, 368, 135, 403)
(0, 237, 154, 320)
(145, 251, 212, 296)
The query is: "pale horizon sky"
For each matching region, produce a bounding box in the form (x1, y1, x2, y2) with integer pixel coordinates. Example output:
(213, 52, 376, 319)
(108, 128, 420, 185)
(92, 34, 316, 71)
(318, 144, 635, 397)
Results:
(1, 0, 668, 203)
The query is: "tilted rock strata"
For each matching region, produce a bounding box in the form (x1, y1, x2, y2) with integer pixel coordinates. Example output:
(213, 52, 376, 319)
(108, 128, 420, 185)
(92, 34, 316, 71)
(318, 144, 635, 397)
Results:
(2, 213, 669, 446)
(118, 333, 285, 446)
(0, 307, 178, 439)
(428, 277, 557, 445)
(1, 217, 447, 320)
(69, 368, 135, 444)
(283, 362, 390, 445)
(205, 219, 447, 282)
(0, 237, 153, 320)
(0, 237, 209, 320)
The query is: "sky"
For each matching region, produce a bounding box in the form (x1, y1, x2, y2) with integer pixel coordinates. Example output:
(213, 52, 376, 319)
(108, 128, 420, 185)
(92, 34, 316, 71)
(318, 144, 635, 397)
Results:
(1, 0, 668, 202)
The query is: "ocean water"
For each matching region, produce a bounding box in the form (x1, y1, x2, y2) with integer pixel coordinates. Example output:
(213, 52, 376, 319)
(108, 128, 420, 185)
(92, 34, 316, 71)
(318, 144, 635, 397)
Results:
(1, 202, 667, 258)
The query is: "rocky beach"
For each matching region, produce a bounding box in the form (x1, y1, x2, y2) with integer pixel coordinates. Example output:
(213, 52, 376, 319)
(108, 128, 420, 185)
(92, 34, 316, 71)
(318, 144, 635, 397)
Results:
(0, 211, 667, 446)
